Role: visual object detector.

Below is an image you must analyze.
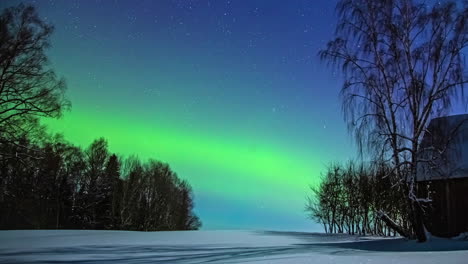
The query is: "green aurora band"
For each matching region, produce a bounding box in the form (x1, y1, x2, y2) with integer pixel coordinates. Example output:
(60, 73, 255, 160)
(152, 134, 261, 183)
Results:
(43, 107, 322, 215)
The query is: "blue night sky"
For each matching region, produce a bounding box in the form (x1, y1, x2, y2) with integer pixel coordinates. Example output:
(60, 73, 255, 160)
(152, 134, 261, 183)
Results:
(1, 0, 356, 231)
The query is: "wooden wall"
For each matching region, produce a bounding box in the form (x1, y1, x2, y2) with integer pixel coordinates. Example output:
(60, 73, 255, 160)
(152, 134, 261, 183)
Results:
(418, 178, 468, 237)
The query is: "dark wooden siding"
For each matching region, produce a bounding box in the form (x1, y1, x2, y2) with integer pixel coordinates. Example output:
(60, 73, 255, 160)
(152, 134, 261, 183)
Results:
(418, 177, 468, 237)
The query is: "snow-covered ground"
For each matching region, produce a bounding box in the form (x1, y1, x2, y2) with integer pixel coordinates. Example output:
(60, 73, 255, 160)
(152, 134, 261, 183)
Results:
(1, 230, 468, 263)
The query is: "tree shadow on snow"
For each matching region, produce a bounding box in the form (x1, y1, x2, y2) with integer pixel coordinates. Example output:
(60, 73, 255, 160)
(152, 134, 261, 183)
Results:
(0, 244, 301, 264)
(262, 231, 468, 253)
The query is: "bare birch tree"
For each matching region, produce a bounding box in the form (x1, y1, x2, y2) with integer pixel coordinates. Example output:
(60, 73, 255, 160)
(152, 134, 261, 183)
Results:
(0, 4, 70, 158)
(320, 0, 468, 241)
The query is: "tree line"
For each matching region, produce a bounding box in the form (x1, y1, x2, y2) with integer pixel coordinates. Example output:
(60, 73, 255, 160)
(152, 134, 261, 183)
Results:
(0, 136, 201, 231)
(0, 4, 201, 231)
(306, 161, 411, 236)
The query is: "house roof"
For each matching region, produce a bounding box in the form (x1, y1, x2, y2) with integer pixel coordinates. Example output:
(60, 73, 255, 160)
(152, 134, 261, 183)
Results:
(416, 114, 468, 181)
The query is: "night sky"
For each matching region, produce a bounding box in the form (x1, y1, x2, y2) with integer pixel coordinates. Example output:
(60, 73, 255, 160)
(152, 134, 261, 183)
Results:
(1, 0, 355, 231)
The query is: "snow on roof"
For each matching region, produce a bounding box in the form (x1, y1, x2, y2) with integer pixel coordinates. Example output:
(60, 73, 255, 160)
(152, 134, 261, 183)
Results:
(417, 114, 468, 181)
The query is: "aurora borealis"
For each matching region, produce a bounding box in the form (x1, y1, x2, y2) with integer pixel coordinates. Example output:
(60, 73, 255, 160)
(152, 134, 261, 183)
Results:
(1, 0, 354, 231)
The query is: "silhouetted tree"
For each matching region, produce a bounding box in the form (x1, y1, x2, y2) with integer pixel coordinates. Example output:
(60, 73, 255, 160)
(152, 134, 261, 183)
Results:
(120, 156, 143, 230)
(320, 0, 468, 241)
(0, 4, 69, 159)
(0, 136, 37, 228)
(105, 154, 122, 229)
(81, 138, 110, 228)
(177, 180, 202, 230)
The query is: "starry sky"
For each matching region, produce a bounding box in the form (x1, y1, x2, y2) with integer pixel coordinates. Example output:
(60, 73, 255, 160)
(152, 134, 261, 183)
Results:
(1, 0, 355, 231)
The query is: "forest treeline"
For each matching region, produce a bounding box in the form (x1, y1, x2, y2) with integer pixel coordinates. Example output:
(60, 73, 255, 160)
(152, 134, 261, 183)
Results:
(0, 136, 201, 231)
(306, 162, 411, 236)
(0, 4, 201, 231)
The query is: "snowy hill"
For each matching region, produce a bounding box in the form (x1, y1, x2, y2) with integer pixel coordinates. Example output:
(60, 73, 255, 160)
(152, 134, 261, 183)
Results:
(1, 230, 468, 263)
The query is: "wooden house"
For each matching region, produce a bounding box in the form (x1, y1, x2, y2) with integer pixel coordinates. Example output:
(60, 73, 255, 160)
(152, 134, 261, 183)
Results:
(416, 114, 468, 237)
